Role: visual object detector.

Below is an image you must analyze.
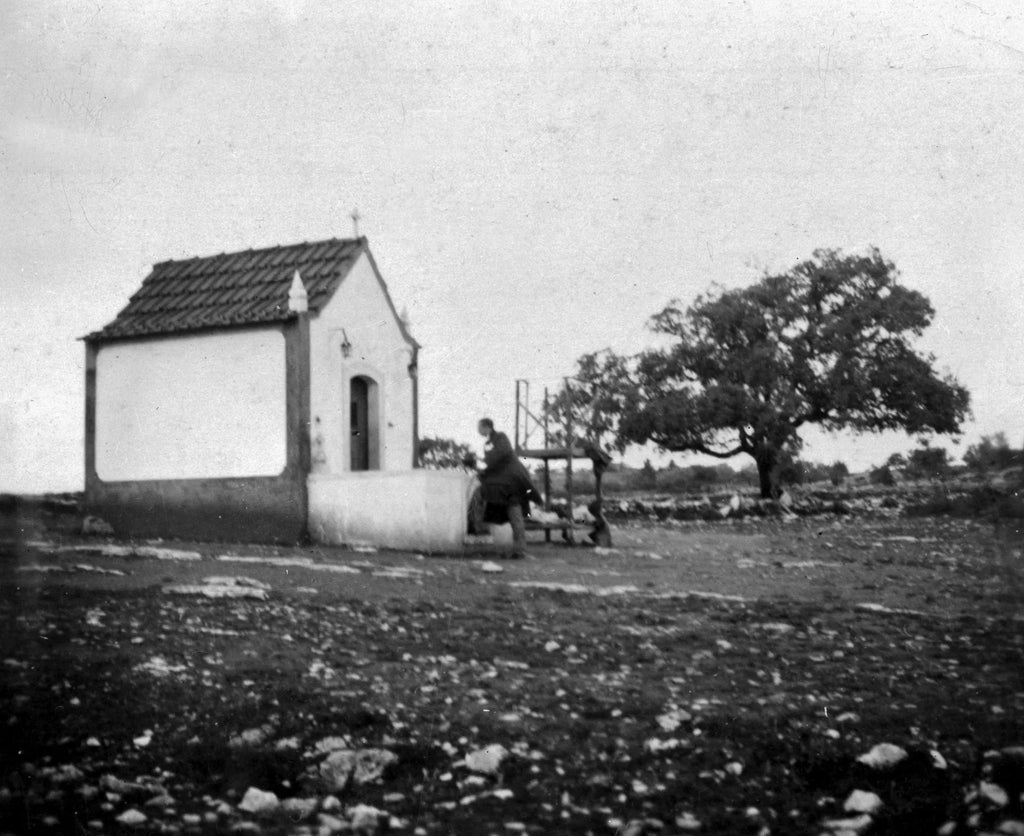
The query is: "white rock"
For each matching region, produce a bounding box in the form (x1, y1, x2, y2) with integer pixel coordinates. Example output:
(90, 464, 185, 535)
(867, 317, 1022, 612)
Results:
(544, 640, 561, 653)
(644, 737, 683, 754)
(725, 761, 744, 776)
(856, 743, 907, 769)
(82, 515, 114, 535)
(656, 708, 692, 732)
(465, 744, 508, 775)
(115, 809, 147, 825)
(133, 731, 152, 747)
(353, 749, 398, 784)
(996, 821, 1024, 836)
(675, 811, 702, 831)
(348, 803, 387, 831)
(281, 797, 317, 820)
(979, 780, 1009, 808)
(312, 736, 350, 755)
(930, 749, 948, 770)
(821, 813, 872, 833)
(229, 726, 271, 748)
(843, 789, 883, 815)
(476, 561, 504, 574)
(318, 812, 347, 832)
(320, 750, 356, 791)
(237, 787, 279, 814)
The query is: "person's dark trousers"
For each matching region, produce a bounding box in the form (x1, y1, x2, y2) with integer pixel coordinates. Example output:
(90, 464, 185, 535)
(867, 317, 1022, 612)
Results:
(506, 502, 527, 558)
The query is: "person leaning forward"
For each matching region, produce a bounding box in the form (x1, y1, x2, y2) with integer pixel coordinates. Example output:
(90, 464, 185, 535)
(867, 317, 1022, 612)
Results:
(473, 417, 539, 559)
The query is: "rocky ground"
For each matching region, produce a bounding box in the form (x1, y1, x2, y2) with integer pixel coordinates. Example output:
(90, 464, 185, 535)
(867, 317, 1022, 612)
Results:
(1, 499, 1023, 835)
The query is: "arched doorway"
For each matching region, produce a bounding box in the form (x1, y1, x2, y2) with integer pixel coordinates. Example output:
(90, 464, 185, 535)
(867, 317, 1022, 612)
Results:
(349, 375, 380, 471)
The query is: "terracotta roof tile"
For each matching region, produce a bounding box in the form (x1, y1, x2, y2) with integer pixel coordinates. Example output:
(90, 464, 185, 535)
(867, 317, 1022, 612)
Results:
(90, 237, 367, 340)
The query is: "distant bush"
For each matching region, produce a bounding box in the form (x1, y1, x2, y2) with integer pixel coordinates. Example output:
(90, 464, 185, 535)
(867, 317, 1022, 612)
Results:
(829, 461, 850, 486)
(638, 460, 658, 490)
(870, 465, 896, 486)
(964, 432, 1021, 473)
(905, 444, 952, 481)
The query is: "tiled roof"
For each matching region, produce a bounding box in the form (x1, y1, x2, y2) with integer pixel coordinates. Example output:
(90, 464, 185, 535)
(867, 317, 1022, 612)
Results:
(89, 237, 370, 340)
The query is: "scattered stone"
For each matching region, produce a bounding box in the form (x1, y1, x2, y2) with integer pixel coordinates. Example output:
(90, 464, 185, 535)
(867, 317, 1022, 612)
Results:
(979, 780, 1010, 808)
(930, 749, 948, 770)
(354, 749, 398, 784)
(476, 560, 504, 573)
(656, 708, 692, 732)
(645, 737, 683, 754)
(821, 813, 872, 833)
(348, 803, 387, 832)
(675, 811, 702, 831)
(229, 726, 273, 748)
(237, 786, 279, 814)
(281, 797, 318, 820)
(317, 812, 347, 832)
(544, 640, 560, 652)
(465, 744, 508, 775)
(136, 656, 188, 677)
(82, 515, 114, 535)
(320, 750, 357, 791)
(115, 809, 148, 825)
(313, 736, 351, 755)
(164, 576, 269, 600)
(133, 731, 153, 748)
(856, 743, 907, 769)
(997, 821, 1024, 836)
(754, 622, 796, 635)
(724, 761, 744, 776)
(843, 789, 883, 815)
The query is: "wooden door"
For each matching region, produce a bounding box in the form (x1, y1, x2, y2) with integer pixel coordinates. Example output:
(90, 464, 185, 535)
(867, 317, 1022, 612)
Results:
(350, 376, 369, 471)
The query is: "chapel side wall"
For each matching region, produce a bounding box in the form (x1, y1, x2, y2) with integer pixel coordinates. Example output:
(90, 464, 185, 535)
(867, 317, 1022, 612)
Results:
(84, 319, 310, 543)
(308, 253, 415, 475)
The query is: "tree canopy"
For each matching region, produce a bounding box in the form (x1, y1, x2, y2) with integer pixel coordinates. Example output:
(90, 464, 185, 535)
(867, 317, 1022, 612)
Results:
(560, 248, 971, 497)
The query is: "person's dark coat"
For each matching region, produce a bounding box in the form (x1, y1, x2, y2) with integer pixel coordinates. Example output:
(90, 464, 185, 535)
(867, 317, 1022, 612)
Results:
(479, 431, 540, 522)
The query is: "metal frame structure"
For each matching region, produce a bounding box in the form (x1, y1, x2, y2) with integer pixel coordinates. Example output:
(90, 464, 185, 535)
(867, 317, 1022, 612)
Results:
(514, 378, 596, 544)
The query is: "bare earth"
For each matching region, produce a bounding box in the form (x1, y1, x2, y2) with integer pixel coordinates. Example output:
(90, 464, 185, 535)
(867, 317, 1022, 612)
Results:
(2, 503, 1022, 835)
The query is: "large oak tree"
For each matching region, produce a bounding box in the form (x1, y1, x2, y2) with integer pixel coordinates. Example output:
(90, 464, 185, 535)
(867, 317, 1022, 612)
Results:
(563, 248, 970, 498)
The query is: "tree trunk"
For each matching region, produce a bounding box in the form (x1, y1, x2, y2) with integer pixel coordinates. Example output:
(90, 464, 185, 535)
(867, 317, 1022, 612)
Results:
(754, 445, 778, 500)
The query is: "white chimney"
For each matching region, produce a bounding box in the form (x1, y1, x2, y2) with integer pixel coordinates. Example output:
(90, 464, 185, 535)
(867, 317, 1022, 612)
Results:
(288, 270, 308, 313)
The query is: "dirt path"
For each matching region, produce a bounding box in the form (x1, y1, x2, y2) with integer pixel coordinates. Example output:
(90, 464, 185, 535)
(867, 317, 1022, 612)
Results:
(9, 515, 1019, 618)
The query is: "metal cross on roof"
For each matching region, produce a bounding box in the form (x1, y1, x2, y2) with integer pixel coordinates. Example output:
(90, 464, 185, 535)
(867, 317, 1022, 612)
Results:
(351, 208, 361, 238)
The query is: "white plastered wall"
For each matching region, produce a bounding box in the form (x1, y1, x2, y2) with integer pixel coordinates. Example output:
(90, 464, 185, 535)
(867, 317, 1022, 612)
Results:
(308, 470, 471, 552)
(95, 329, 287, 481)
(308, 252, 415, 473)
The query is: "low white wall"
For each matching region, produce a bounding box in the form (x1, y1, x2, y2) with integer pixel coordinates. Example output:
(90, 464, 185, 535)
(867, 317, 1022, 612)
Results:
(95, 329, 287, 482)
(308, 470, 472, 552)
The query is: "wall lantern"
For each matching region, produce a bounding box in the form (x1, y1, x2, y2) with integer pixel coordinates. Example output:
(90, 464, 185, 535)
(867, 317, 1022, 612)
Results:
(340, 329, 353, 359)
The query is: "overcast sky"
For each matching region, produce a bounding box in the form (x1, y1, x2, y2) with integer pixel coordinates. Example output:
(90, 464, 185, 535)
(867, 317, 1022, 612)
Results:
(3, 0, 1023, 492)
